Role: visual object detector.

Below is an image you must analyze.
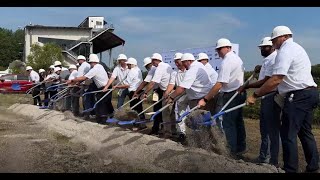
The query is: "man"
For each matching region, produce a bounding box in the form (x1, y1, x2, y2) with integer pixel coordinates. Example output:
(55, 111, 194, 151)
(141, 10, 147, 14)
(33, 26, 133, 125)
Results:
(197, 52, 218, 84)
(75, 55, 92, 118)
(198, 38, 246, 157)
(163, 52, 188, 139)
(104, 54, 129, 108)
(54, 60, 70, 82)
(238, 37, 280, 166)
(44, 66, 61, 103)
(167, 53, 213, 114)
(26, 66, 41, 106)
(247, 26, 319, 173)
(68, 54, 114, 124)
(137, 53, 172, 135)
(112, 58, 145, 120)
(66, 64, 78, 114)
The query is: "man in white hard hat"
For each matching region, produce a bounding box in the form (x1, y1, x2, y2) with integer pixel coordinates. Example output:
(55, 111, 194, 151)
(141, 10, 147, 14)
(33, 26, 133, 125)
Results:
(137, 53, 172, 135)
(238, 37, 280, 166)
(197, 52, 218, 84)
(247, 26, 319, 173)
(198, 38, 246, 157)
(143, 57, 153, 71)
(103, 54, 129, 108)
(166, 53, 213, 113)
(26, 66, 42, 106)
(68, 54, 114, 124)
(162, 52, 188, 140)
(64, 64, 78, 114)
(54, 60, 70, 82)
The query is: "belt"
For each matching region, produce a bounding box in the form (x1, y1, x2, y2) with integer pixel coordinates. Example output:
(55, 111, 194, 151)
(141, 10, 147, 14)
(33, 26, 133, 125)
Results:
(288, 86, 317, 95)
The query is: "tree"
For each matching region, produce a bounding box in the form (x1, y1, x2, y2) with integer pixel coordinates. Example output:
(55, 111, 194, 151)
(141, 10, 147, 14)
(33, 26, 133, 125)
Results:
(0, 28, 24, 68)
(27, 43, 64, 71)
(8, 60, 25, 74)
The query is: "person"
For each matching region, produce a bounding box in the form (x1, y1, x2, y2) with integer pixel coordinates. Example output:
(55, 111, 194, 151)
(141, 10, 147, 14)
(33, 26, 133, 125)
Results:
(43, 66, 61, 106)
(66, 64, 78, 114)
(198, 38, 246, 157)
(41, 65, 55, 107)
(166, 53, 213, 120)
(103, 54, 129, 108)
(162, 52, 188, 140)
(39, 68, 46, 92)
(238, 37, 281, 166)
(247, 26, 319, 173)
(26, 66, 41, 106)
(75, 55, 91, 118)
(54, 60, 70, 82)
(197, 52, 218, 84)
(67, 54, 114, 124)
(136, 53, 172, 135)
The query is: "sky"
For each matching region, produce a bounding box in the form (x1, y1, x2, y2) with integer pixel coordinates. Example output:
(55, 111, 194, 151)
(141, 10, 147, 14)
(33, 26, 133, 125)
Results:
(1, 7, 320, 71)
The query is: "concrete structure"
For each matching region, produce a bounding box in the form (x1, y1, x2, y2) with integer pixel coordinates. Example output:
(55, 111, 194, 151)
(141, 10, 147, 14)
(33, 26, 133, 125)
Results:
(24, 16, 125, 65)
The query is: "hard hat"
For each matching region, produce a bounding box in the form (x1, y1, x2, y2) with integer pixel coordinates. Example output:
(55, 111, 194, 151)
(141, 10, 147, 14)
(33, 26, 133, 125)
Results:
(76, 63, 80, 66)
(117, 54, 127, 61)
(54, 61, 62, 66)
(26, 66, 33, 71)
(49, 65, 55, 69)
(270, 26, 293, 40)
(197, 53, 209, 61)
(39, 69, 45, 73)
(126, 57, 137, 65)
(181, 53, 195, 61)
(77, 55, 86, 61)
(88, 54, 100, 63)
(69, 64, 77, 70)
(215, 38, 232, 49)
(174, 52, 183, 60)
(54, 67, 61, 73)
(151, 53, 162, 61)
(143, 57, 152, 67)
(258, 37, 273, 47)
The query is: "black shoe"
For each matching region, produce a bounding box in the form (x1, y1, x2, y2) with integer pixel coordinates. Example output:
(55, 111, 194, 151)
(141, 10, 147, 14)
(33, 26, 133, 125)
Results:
(178, 134, 186, 142)
(148, 130, 159, 135)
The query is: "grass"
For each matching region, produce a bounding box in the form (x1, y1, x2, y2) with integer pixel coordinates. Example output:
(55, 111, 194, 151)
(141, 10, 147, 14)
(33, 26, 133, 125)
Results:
(1, 92, 320, 172)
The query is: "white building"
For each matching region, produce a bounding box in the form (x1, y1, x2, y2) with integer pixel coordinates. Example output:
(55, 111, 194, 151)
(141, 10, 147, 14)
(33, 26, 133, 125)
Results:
(24, 16, 125, 65)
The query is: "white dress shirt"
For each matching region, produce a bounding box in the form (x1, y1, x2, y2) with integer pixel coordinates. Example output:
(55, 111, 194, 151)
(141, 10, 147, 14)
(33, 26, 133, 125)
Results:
(204, 63, 218, 85)
(151, 62, 173, 91)
(68, 70, 78, 80)
(124, 66, 143, 92)
(29, 70, 40, 83)
(111, 65, 129, 84)
(258, 51, 277, 80)
(85, 64, 109, 88)
(169, 69, 186, 87)
(77, 61, 91, 77)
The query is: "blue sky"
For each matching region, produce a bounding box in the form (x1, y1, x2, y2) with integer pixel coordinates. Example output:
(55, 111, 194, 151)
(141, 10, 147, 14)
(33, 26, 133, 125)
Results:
(1, 7, 320, 70)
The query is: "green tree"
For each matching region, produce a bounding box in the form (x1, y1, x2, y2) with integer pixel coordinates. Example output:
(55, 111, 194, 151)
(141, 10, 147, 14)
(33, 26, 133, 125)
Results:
(8, 60, 25, 74)
(27, 43, 64, 72)
(0, 28, 24, 68)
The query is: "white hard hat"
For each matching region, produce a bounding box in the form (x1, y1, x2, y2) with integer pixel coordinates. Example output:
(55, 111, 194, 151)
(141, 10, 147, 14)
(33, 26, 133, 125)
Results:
(181, 53, 195, 62)
(69, 64, 77, 70)
(215, 38, 232, 49)
(174, 52, 183, 60)
(26, 66, 33, 71)
(197, 53, 209, 61)
(54, 61, 62, 66)
(270, 26, 293, 40)
(143, 57, 152, 67)
(117, 54, 127, 61)
(258, 37, 273, 47)
(49, 65, 55, 69)
(54, 67, 61, 73)
(151, 53, 162, 61)
(76, 63, 80, 66)
(77, 55, 86, 61)
(88, 54, 100, 63)
(126, 57, 137, 65)
(39, 69, 45, 73)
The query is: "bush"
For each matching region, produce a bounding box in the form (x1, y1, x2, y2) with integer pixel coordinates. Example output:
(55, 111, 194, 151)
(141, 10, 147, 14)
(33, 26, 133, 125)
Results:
(8, 60, 25, 74)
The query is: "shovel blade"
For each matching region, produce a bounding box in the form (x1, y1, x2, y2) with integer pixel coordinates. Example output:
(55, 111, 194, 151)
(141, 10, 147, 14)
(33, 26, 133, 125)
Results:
(118, 120, 136, 125)
(106, 118, 119, 123)
(82, 107, 94, 113)
(39, 106, 48, 109)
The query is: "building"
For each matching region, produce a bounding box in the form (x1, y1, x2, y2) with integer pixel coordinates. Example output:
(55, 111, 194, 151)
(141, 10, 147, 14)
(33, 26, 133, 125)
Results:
(24, 16, 125, 65)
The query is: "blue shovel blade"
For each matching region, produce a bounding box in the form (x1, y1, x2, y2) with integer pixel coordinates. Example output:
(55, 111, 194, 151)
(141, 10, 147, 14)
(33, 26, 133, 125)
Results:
(134, 120, 148, 124)
(82, 107, 95, 113)
(118, 120, 136, 125)
(12, 84, 21, 91)
(202, 112, 212, 122)
(106, 118, 119, 123)
(198, 121, 213, 126)
(39, 106, 48, 109)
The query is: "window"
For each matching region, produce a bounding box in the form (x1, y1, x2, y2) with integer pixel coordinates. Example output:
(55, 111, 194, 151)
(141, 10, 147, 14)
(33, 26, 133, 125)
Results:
(96, 21, 102, 25)
(2, 75, 15, 81)
(17, 75, 30, 81)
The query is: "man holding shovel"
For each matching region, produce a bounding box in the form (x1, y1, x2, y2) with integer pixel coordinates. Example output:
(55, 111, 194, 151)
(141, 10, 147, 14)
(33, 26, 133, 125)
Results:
(247, 26, 319, 173)
(198, 38, 246, 157)
(26, 66, 41, 106)
(238, 37, 281, 166)
(67, 54, 114, 124)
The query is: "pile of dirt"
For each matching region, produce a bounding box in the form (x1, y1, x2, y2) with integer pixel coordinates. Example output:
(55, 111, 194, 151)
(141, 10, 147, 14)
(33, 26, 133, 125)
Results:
(113, 109, 139, 121)
(185, 109, 229, 157)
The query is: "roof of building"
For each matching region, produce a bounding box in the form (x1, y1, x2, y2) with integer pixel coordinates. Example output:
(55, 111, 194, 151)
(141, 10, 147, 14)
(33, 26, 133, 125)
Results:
(25, 25, 92, 30)
(91, 30, 125, 54)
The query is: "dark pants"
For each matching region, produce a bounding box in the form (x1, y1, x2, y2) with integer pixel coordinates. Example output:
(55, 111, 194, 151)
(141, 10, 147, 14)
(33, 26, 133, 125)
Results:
(44, 91, 49, 106)
(32, 88, 41, 106)
(128, 91, 145, 119)
(280, 88, 319, 173)
(117, 88, 129, 108)
(222, 91, 247, 154)
(83, 83, 98, 115)
(259, 93, 281, 165)
(152, 88, 164, 133)
(71, 87, 80, 116)
(95, 87, 114, 123)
